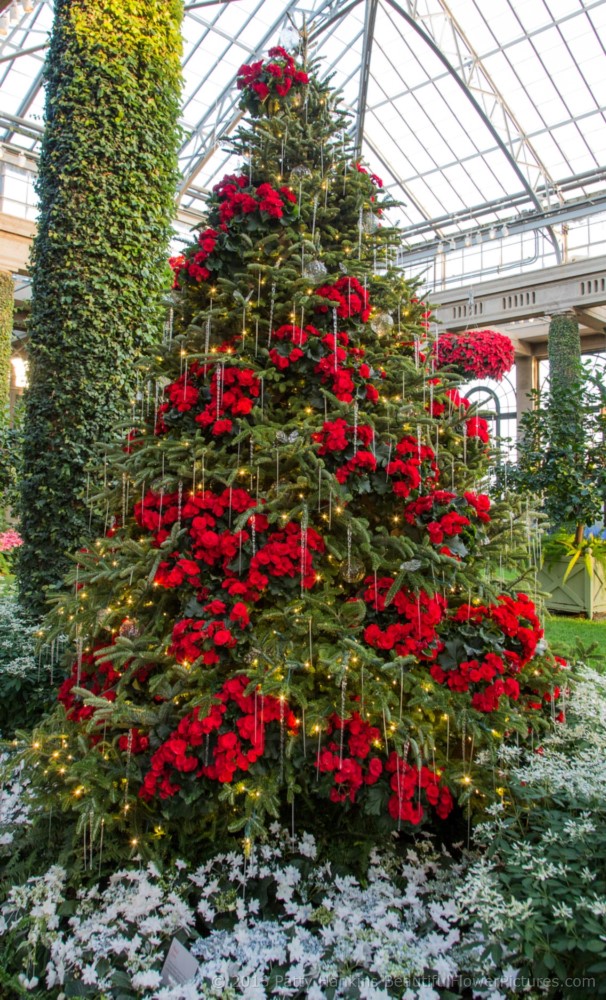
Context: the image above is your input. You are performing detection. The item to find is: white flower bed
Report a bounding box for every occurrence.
[1,826,513,1000]
[0,753,31,850]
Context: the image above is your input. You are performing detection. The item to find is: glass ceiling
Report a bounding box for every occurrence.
[1,0,605,284]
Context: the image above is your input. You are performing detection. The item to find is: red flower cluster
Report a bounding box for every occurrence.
[354,162,383,188]
[403,489,491,558]
[139,675,296,800]
[312,418,374,455]
[250,522,325,591]
[237,47,309,111]
[170,601,250,667]
[136,484,254,554]
[317,712,383,803]
[155,362,260,439]
[136,483,324,600]
[427,386,470,418]
[196,365,260,436]
[266,324,378,405]
[313,331,357,402]
[526,661,566,723]
[118,728,149,754]
[466,416,490,444]
[430,653,520,712]
[335,450,377,485]
[430,593,544,713]
[451,593,543,670]
[155,553,203,589]
[427,386,490,444]
[314,275,371,323]
[168,254,186,288]
[435,330,515,381]
[268,323,316,370]
[170,227,220,286]
[58,648,121,723]
[463,490,491,521]
[386,435,439,498]
[386,753,453,823]
[362,576,446,660]
[213,174,297,225]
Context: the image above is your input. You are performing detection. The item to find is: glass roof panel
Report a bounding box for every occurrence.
[0,0,604,285]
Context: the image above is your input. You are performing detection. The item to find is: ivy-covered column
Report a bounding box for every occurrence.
[19,0,183,616]
[548,312,582,399]
[547,311,584,543]
[0,272,13,416]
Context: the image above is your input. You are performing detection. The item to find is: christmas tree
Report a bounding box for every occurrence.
[31,44,566,861]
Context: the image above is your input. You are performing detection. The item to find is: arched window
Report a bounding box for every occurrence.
[461,369,517,459]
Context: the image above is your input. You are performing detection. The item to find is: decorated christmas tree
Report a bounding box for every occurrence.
[30,44,566,862]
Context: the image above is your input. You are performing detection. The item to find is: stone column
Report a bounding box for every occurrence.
[515,353,536,428]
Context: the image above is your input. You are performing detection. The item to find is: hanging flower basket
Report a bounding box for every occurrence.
[434,329,515,381]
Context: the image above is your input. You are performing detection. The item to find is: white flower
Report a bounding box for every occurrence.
[306,986,326,1000]
[552,902,574,921]
[131,969,162,989]
[17,975,38,990]
[80,964,98,985]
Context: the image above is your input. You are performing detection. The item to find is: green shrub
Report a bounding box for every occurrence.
[459,666,606,998]
[0,592,53,737]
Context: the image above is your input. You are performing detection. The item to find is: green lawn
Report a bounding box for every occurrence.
[543,614,606,666]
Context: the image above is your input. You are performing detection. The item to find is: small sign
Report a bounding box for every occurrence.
[161,937,200,986]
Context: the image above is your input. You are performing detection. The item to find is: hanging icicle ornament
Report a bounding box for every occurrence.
[302,258,328,281]
[340,522,365,583]
[291,164,311,210]
[362,210,379,233]
[370,311,394,336]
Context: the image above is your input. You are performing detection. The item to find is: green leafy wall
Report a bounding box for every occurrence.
[0,271,12,415]
[548,312,582,399]
[19,0,183,616]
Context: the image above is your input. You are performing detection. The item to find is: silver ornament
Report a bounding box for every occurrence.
[303,259,328,281]
[290,165,312,181]
[119,618,141,639]
[370,312,394,336]
[340,558,366,584]
[279,23,300,52]
[276,430,300,444]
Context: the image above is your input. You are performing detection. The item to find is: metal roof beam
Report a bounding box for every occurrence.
[0,42,47,63]
[363,133,440,230]
[397,194,606,268]
[355,0,378,157]
[383,0,562,264]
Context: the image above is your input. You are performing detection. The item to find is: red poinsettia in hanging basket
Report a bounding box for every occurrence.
[434,329,515,381]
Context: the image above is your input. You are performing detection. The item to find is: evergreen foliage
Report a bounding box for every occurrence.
[27,46,565,865]
[0,272,18,522]
[512,322,606,539]
[548,312,582,400]
[0,272,12,415]
[18,0,183,617]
